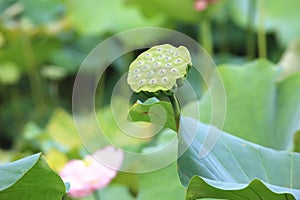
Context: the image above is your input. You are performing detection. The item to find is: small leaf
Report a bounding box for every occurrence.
[128,97,177,131]
[0,153,66,199]
[177,117,300,200]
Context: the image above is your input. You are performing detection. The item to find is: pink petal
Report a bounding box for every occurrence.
[92,146,124,170]
[194,0,208,11]
[59,146,124,198]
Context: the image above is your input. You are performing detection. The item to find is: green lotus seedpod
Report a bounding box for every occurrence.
[127,44,192,93]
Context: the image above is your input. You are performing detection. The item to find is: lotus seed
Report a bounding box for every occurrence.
[165,56,171,61]
[154,62,161,67]
[134,74,141,80]
[158,54,165,60]
[174,59,182,64]
[137,61,144,66]
[174,52,179,57]
[161,77,168,83]
[147,71,154,77]
[139,80,145,85]
[171,68,178,73]
[142,65,149,71]
[148,58,155,63]
[149,79,157,85]
[165,63,172,68]
[133,68,140,73]
[158,69,166,75]
[145,53,152,58]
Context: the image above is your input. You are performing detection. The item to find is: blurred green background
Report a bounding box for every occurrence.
[0,0,294,150]
[0,0,300,198]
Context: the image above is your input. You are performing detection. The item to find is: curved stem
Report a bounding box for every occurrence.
[168,94,181,131]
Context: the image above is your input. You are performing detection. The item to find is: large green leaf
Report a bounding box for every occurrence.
[294,130,300,153]
[64,0,163,35]
[177,117,300,199]
[21,0,63,24]
[197,59,300,150]
[136,163,185,200]
[99,185,134,200]
[0,153,66,199]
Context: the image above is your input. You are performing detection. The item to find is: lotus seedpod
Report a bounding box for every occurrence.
[127,44,192,93]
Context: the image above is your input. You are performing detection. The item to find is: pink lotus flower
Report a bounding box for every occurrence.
[194,0,219,11]
[60,146,123,198]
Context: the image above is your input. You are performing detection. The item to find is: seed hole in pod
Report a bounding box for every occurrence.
[158,69,166,75]
[168,49,173,54]
[158,54,165,60]
[157,48,162,52]
[145,53,152,58]
[171,68,178,73]
[148,58,155,63]
[137,61,144,66]
[147,71,154,77]
[133,68,140,73]
[134,74,141,80]
[149,79,157,85]
[142,65,149,71]
[139,80,145,85]
[174,58,182,64]
[161,77,168,83]
[154,62,161,67]
[165,56,171,61]
[165,63,172,68]
[173,52,179,57]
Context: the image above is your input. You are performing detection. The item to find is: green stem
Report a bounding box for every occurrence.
[20,31,45,111]
[10,86,22,129]
[246,0,256,60]
[199,17,213,56]
[168,94,180,131]
[50,80,60,107]
[257,0,267,58]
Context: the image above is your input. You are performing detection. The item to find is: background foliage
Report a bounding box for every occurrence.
[0,0,300,199]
